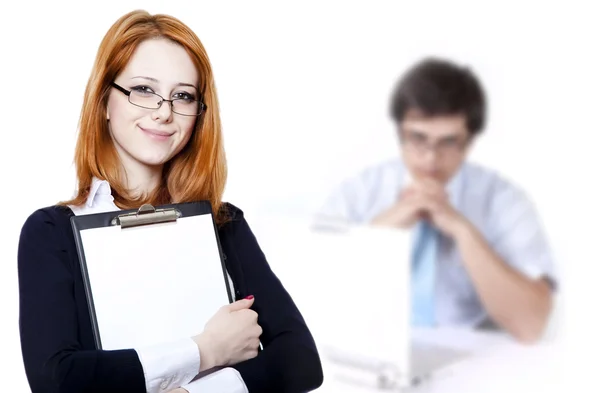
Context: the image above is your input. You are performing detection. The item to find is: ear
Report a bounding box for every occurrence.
[106,108,110,121]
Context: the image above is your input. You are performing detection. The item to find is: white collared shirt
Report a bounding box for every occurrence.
[318,158,557,328]
[69,178,248,393]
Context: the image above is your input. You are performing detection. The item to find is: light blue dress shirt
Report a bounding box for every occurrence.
[318,158,557,328]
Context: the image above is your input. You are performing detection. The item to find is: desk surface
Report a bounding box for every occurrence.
[250,215,564,392]
[315,327,564,393]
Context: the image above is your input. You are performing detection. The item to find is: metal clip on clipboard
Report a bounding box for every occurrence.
[110,204,182,229]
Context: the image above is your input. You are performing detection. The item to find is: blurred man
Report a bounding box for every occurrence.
[319,58,556,343]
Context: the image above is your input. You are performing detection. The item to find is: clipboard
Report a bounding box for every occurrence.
[70,201,234,351]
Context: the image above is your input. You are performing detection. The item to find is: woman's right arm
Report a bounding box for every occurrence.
[18,208,259,393]
[18,209,148,392]
[17,209,202,393]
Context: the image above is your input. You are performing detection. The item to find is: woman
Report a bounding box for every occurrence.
[17,9,323,393]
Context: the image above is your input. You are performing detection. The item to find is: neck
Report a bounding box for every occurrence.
[120,155,163,198]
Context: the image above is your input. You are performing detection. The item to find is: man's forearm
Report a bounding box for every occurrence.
[453,222,552,343]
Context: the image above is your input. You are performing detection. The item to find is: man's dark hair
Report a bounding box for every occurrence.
[390,57,487,135]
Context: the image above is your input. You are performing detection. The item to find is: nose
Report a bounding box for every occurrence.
[420,146,441,172]
[152,100,173,123]
[423,145,440,163]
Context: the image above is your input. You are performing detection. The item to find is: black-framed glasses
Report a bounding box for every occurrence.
[399,129,471,156]
[111,82,206,116]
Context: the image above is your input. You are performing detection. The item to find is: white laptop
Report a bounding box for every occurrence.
[250,210,470,390]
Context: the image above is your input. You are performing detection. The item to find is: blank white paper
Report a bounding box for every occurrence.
[79,214,230,350]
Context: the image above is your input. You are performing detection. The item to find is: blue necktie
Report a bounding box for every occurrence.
[410,220,439,326]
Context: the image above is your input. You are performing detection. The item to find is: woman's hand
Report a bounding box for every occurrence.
[192,296,262,370]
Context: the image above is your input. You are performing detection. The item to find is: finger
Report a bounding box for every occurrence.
[397,189,414,205]
[413,196,440,217]
[413,179,445,195]
[406,182,428,197]
[226,295,255,312]
[419,196,439,210]
[401,186,417,197]
[244,338,260,350]
[401,188,418,201]
[425,201,446,222]
[403,186,432,205]
[410,191,432,205]
[414,185,448,203]
[400,195,428,216]
[420,183,444,198]
[239,308,259,322]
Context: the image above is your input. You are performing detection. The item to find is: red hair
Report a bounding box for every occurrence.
[60,10,229,224]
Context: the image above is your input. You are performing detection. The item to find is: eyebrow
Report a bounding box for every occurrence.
[405,129,463,140]
[130,76,197,90]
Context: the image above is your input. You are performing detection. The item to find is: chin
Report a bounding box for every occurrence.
[141,160,168,167]
[135,153,175,167]
[415,172,440,180]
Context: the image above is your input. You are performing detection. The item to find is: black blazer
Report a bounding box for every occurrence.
[17,203,323,393]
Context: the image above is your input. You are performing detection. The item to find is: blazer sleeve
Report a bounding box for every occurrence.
[226,211,324,392]
[17,208,146,393]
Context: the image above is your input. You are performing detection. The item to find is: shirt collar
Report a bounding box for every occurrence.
[86,177,113,207]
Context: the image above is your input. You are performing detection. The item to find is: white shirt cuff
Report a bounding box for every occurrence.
[182,368,248,393]
[135,338,200,393]
[520,264,558,291]
[522,264,545,280]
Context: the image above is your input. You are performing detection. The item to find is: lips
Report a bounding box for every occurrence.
[139,126,175,138]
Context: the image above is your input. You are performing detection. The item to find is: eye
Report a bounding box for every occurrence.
[173,92,196,101]
[130,85,155,96]
[440,138,460,147]
[408,133,427,143]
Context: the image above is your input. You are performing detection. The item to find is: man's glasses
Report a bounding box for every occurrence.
[400,130,470,156]
[111,82,206,116]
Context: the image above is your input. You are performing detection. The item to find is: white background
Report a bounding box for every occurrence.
[0,1,598,391]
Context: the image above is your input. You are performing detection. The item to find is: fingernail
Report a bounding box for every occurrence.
[245,295,254,300]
